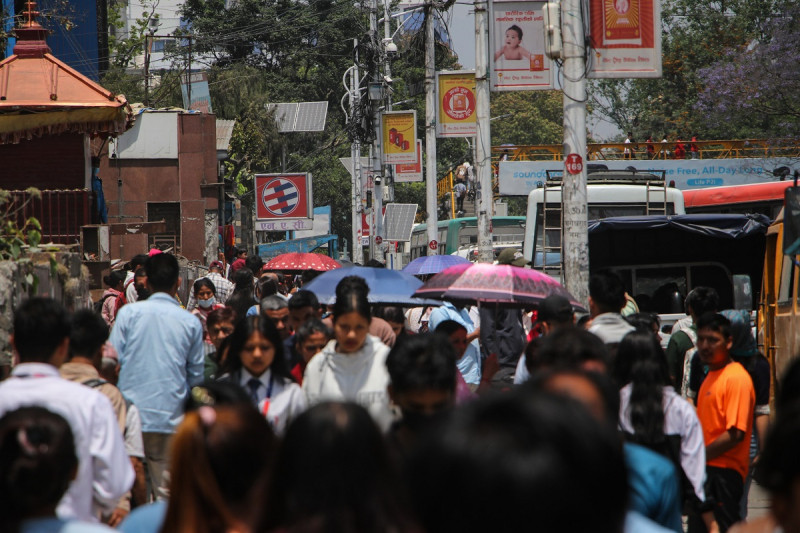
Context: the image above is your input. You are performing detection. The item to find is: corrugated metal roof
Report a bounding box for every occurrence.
[216,119,236,152]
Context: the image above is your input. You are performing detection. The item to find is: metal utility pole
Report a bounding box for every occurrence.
[425,0,438,255]
[350,39,363,264]
[560,0,589,304]
[474,0,493,263]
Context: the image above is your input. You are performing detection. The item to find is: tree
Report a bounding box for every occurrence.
[695,7,800,138]
[589,0,786,140]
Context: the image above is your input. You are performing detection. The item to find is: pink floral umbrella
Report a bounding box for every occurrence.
[412,262,584,309]
[263,252,341,272]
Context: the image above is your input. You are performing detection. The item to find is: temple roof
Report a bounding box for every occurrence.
[0,1,132,144]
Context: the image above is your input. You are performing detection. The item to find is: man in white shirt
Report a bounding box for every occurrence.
[0,297,133,522]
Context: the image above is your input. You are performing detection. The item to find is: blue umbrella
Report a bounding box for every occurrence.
[302,266,440,306]
[402,254,472,275]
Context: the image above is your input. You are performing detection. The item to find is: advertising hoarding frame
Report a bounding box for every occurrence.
[587,0,662,78]
[489,0,554,91]
[381,110,418,164]
[436,71,478,137]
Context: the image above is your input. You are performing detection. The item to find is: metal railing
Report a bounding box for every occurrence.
[5,189,91,245]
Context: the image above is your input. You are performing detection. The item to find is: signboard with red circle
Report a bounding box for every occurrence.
[565,154,584,175]
[429,240,438,250]
[375,236,383,245]
[436,71,477,138]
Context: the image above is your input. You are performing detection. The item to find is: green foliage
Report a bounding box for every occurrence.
[490,91,563,145]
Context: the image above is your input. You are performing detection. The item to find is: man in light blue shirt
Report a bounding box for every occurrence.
[428,302,482,387]
[110,253,204,502]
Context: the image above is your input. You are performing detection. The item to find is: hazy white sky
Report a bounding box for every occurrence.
[445,4,622,141]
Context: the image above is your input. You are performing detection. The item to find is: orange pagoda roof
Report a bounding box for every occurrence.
[0,1,133,144]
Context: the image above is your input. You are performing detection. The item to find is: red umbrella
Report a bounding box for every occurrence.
[263,252,341,272]
[413,262,584,309]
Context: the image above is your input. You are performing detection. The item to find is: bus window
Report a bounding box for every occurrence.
[633,267,687,314]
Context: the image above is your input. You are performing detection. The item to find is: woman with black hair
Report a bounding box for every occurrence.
[191,278,225,342]
[302,276,394,431]
[262,402,417,533]
[613,330,718,532]
[0,407,116,533]
[217,315,305,434]
[224,268,257,320]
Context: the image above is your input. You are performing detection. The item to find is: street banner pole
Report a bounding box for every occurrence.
[475,0,493,263]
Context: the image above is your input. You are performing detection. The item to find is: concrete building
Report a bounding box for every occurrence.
[100,109,221,263]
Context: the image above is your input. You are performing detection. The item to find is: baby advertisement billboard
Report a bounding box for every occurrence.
[490,0,553,91]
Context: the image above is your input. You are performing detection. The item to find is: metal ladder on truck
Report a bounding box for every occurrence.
[539,168,669,280]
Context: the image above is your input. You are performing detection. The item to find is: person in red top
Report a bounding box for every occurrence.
[228,247,247,280]
[290,318,331,384]
[674,138,687,159]
[689,312,755,533]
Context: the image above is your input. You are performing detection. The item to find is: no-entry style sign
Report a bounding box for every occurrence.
[375,236,383,245]
[429,240,438,250]
[565,154,584,175]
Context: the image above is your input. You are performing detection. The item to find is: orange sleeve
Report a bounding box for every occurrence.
[724,369,754,433]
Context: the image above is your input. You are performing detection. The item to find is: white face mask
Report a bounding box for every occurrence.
[198,297,216,309]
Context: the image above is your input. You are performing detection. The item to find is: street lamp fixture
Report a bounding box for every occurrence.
[368,82,383,101]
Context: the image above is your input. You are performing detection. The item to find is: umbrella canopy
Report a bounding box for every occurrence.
[302,266,440,306]
[263,252,341,272]
[402,254,472,275]
[413,263,584,309]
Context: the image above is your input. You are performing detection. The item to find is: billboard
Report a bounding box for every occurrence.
[587,0,662,78]
[381,111,418,164]
[436,71,477,137]
[490,0,553,91]
[395,141,424,182]
[254,173,313,231]
[181,72,213,113]
[497,159,799,196]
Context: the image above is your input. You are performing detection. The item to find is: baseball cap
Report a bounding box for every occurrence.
[537,295,574,323]
[209,260,224,270]
[496,248,527,267]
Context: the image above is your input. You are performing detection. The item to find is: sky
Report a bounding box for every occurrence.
[444,4,623,141]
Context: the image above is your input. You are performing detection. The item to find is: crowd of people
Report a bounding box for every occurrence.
[624,132,701,160]
[1,249,799,533]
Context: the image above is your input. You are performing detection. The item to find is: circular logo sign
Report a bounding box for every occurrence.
[261,178,300,216]
[429,240,438,250]
[565,154,584,175]
[442,87,476,121]
[613,0,630,14]
[375,236,383,245]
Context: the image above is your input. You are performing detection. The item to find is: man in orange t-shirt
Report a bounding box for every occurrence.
[689,313,755,533]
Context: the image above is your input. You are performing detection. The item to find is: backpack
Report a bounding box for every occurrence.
[114,279,135,315]
[93,293,117,315]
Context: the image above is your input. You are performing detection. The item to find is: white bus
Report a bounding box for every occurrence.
[521,170,686,275]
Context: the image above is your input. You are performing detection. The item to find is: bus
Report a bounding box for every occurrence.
[408,216,527,260]
[521,170,686,273]
[683,181,792,220]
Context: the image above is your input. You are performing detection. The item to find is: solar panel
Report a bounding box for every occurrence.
[266,103,298,133]
[383,203,418,242]
[266,102,328,133]
[295,102,328,132]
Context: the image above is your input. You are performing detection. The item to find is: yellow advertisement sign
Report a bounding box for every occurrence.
[437,71,477,137]
[381,111,417,164]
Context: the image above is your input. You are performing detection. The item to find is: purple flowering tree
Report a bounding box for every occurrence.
[696,9,800,138]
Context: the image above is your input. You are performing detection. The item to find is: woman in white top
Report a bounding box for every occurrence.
[612,330,718,532]
[217,315,306,434]
[303,275,394,431]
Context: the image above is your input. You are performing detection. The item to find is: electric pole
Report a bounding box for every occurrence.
[560,0,589,304]
[425,0,438,255]
[474,0,493,263]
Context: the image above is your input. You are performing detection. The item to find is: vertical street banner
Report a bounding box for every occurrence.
[436,71,477,137]
[587,0,662,78]
[489,0,553,91]
[254,173,314,231]
[395,141,424,182]
[181,72,213,113]
[381,111,418,164]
